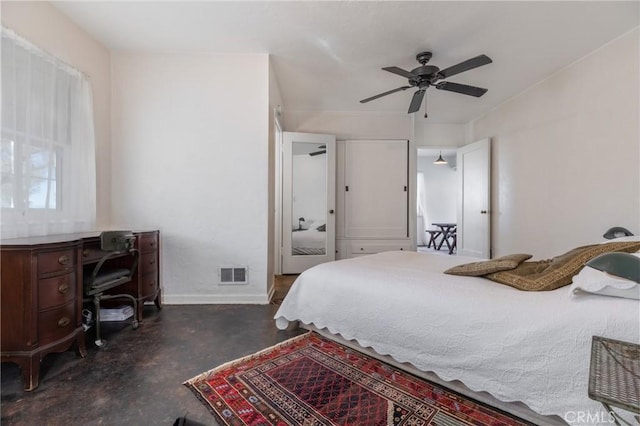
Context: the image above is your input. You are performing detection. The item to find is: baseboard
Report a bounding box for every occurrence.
[163,293,270,305]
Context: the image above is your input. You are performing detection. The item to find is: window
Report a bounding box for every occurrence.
[2,136,64,210]
[1,27,96,239]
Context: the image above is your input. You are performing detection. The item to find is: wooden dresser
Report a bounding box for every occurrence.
[1,230,161,390]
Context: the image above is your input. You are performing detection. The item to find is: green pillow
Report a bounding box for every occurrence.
[586,252,640,283]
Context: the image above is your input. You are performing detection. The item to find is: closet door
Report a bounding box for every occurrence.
[344,140,408,238]
[282,132,336,274]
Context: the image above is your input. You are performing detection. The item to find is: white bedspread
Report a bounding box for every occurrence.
[292,228,326,250]
[274,251,640,422]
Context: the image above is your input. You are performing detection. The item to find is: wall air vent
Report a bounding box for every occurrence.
[219,267,248,285]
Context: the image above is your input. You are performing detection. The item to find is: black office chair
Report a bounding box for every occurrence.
[84,231,139,348]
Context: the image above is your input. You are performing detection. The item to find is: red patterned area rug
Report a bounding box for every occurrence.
[184,332,531,426]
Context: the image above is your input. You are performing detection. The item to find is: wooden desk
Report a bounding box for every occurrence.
[1,230,161,391]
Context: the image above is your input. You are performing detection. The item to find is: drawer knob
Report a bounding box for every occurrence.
[57,317,70,327]
[82,249,90,257]
[149,241,156,247]
[150,259,155,265]
[58,255,71,265]
[58,282,70,294]
[149,280,155,287]
[360,248,364,251]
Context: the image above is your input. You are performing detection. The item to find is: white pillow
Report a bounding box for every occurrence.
[600,235,640,244]
[570,256,640,300]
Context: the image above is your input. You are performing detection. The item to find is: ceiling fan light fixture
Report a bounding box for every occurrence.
[434,151,448,165]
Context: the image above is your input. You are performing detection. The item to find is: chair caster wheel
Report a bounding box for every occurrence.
[132,320,139,330]
[95,339,106,348]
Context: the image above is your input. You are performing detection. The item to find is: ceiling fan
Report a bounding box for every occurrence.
[309,144,326,156]
[360,52,492,117]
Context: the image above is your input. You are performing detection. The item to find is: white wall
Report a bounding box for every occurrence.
[471,28,640,258]
[284,110,411,140]
[414,122,466,148]
[417,156,457,227]
[1,1,112,227]
[292,154,327,227]
[111,52,270,303]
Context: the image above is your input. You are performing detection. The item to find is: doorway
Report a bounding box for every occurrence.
[416,148,458,253]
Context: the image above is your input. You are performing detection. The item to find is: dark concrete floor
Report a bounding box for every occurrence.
[1,304,304,425]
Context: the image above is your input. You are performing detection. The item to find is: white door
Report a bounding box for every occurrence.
[344,140,409,238]
[282,132,336,274]
[457,138,491,258]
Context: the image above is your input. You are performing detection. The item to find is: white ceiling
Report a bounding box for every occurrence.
[53,1,639,123]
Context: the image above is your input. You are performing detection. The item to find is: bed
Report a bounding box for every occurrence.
[291,225,326,255]
[274,248,640,425]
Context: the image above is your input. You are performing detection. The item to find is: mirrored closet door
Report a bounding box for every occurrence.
[282,132,336,274]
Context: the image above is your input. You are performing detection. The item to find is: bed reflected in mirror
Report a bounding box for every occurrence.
[291,141,327,256]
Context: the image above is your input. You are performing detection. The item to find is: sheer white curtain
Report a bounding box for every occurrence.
[1,27,96,239]
[416,172,428,246]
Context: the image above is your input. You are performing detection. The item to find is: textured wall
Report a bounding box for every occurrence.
[111,52,270,303]
[471,29,639,258]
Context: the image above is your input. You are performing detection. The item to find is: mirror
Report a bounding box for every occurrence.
[291,142,327,256]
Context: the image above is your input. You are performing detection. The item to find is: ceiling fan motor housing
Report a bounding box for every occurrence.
[410,65,441,86]
[416,51,432,64]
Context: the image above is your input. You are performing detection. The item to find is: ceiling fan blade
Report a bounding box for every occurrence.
[438,54,492,79]
[436,81,488,97]
[408,89,426,113]
[360,86,412,103]
[382,66,416,79]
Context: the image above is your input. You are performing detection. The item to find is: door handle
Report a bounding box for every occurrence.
[329,209,334,214]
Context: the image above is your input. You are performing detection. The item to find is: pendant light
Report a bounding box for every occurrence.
[433,151,448,165]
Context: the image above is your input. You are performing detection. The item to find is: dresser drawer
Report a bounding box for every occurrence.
[81,242,107,264]
[348,241,411,255]
[136,233,158,253]
[38,273,76,310]
[38,301,76,345]
[140,271,158,298]
[38,249,76,276]
[139,252,158,274]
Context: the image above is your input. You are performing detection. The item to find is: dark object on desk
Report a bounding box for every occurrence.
[587,252,640,283]
[83,231,140,348]
[603,227,634,239]
[589,336,640,425]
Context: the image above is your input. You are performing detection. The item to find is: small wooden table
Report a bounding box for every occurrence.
[588,336,640,425]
